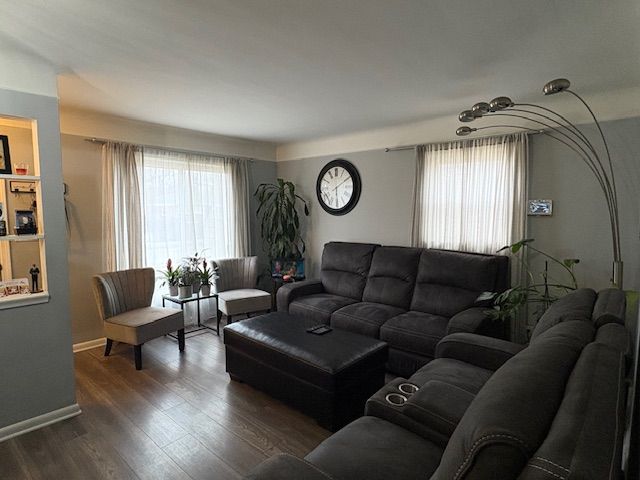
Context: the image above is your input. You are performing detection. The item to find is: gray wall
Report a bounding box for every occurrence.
[0,89,76,429]
[62,133,277,343]
[277,117,640,292]
[277,149,415,277]
[528,117,640,292]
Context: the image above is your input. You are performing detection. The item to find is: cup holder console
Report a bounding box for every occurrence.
[385,393,408,406]
[398,383,419,395]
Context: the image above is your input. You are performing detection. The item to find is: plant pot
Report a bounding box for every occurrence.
[169,285,179,297]
[192,280,202,294]
[201,284,211,297]
[178,285,192,299]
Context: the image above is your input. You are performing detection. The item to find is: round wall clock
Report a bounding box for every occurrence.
[316,159,361,216]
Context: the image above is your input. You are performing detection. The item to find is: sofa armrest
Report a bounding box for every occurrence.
[446,307,491,335]
[593,287,627,327]
[435,333,525,371]
[276,279,324,313]
[245,454,334,480]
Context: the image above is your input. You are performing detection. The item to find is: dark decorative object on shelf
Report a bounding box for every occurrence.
[29,264,40,292]
[14,209,37,235]
[0,135,11,174]
[456,78,622,287]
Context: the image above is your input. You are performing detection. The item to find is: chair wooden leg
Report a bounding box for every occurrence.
[104,338,113,357]
[178,329,185,352]
[134,344,142,370]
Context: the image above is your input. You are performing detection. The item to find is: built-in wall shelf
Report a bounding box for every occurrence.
[0,234,44,242]
[0,174,40,181]
[0,291,49,310]
[0,113,49,306]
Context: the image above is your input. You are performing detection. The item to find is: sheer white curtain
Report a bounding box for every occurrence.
[101,141,144,271]
[411,133,527,254]
[142,148,249,274]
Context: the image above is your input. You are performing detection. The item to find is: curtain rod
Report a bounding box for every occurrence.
[84,137,258,162]
[384,130,542,152]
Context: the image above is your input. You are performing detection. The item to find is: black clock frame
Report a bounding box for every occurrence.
[316,158,361,216]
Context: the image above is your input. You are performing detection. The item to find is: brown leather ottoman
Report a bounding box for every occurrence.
[224,312,388,431]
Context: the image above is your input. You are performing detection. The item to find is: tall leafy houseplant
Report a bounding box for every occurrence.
[479,238,579,325]
[255,179,310,261]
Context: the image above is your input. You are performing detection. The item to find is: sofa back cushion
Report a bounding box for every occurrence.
[432,320,594,480]
[518,343,627,480]
[362,246,422,309]
[321,242,379,300]
[411,249,509,317]
[530,288,596,342]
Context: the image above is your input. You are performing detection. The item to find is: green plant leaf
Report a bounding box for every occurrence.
[477,291,497,302]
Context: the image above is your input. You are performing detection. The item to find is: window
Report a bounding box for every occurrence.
[411,134,527,254]
[142,148,245,274]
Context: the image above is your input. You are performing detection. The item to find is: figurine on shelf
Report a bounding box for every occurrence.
[29,264,40,292]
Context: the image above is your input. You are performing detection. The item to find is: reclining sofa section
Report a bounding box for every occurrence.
[277,242,509,376]
[247,288,630,480]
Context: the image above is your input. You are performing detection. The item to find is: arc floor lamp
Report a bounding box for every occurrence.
[456,79,623,288]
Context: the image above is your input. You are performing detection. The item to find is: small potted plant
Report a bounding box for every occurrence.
[159,258,181,297]
[178,269,196,299]
[199,259,218,297]
[183,252,205,294]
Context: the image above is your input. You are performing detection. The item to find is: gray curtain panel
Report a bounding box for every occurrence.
[101,141,145,271]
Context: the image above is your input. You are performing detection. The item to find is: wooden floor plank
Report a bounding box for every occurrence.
[163,434,241,480]
[0,331,330,479]
[164,401,268,476]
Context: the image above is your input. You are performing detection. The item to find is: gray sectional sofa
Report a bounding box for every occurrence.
[247,287,632,480]
[277,242,510,376]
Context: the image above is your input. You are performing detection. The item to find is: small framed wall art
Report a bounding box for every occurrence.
[528,199,553,216]
[0,135,11,174]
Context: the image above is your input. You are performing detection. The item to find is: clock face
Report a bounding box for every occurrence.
[316,159,361,215]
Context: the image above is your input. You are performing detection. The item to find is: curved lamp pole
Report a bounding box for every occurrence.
[456,79,623,288]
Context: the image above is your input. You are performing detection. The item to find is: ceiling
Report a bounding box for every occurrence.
[1,0,639,144]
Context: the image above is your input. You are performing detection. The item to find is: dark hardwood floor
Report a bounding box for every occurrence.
[0,329,331,479]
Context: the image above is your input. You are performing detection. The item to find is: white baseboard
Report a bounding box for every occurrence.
[73,337,106,353]
[0,404,82,442]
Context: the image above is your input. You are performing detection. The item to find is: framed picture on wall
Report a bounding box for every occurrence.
[0,135,11,175]
[528,199,553,216]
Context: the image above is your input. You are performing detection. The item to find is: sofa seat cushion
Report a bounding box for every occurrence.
[306,416,443,480]
[380,311,449,358]
[331,302,406,337]
[104,307,184,345]
[289,293,358,325]
[218,288,272,316]
[409,358,493,395]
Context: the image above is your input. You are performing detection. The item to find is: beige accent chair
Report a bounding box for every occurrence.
[92,268,185,370]
[213,256,271,325]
